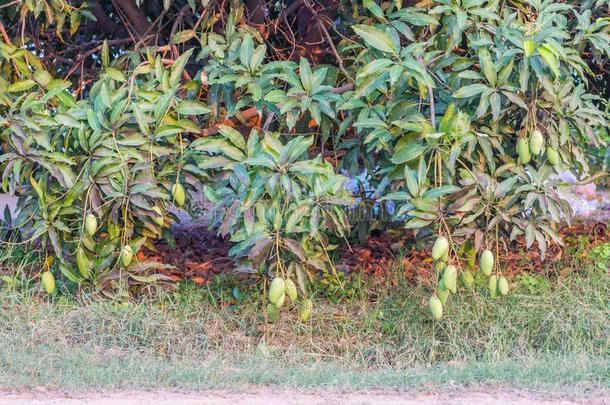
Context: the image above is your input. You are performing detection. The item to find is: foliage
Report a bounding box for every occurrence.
[0,0,608,300]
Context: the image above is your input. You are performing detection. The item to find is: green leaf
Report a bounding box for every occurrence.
[538,44,560,78]
[453,84,489,98]
[176,100,211,115]
[8,79,36,92]
[353,25,398,54]
[392,138,427,164]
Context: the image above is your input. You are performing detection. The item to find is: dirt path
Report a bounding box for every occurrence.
[0,389,606,405]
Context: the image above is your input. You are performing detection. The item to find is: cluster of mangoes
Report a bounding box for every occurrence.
[429,236,510,321]
[267,276,312,322]
[517,129,560,166]
[40,181,185,295]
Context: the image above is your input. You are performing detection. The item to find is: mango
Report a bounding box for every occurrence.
[429,295,443,321]
[488,274,497,299]
[480,249,494,276]
[466,247,476,268]
[76,247,90,278]
[498,276,509,296]
[442,265,457,294]
[299,299,313,321]
[529,129,544,155]
[460,270,474,291]
[266,303,280,322]
[431,236,449,262]
[171,182,186,207]
[120,245,133,267]
[84,214,98,236]
[517,138,531,164]
[437,280,449,305]
[274,293,286,308]
[546,146,560,166]
[268,277,285,305]
[41,271,56,294]
[285,278,298,301]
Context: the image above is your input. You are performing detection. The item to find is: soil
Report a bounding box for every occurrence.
[0,388,607,405]
[139,220,609,286]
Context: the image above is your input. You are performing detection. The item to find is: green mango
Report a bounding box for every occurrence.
[466,247,476,268]
[546,146,560,166]
[84,214,97,237]
[429,295,443,321]
[76,247,90,278]
[268,277,285,305]
[431,236,449,262]
[480,250,494,276]
[460,270,475,291]
[488,274,498,299]
[498,276,509,296]
[442,265,457,293]
[529,129,544,155]
[274,292,286,308]
[285,278,298,301]
[171,182,186,207]
[437,280,449,305]
[266,303,280,322]
[299,299,313,321]
[41,271,56,294]
[120,245,133,267]
[517,137,531,164]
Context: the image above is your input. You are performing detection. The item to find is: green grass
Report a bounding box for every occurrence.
[0,239,608,394]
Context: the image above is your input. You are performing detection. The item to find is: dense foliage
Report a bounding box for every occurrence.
[0,1,607,305]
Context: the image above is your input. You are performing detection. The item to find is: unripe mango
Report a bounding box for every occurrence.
[285,278,298,302]
[529,129,544,155]
[171,182,186,207]
[41,271,56,294]
[480,250,494,276]
[299,299,313,321]
[546,146,560,166]
[84,214,98,236]
[266,303,280,322]
[523,39,535,57]
[120,245,133,267]
[488,274,497,299]
[76,247,90,278]
[442,265,457,294]
[437,280,449,305]
[431,236,449,262]
[466,247,476,268]
[268,277,285,305]
[517,138,531,164]
[429,295,443,321]
[274,293,286,308]
[498,276,509,296]
[460,270,475,291]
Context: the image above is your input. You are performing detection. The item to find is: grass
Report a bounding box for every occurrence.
[0,238,608,394]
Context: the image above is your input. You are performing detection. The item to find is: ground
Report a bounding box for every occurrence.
[1,388,608,405]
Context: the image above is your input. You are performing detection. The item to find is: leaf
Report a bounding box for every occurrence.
[453,84,489,98]
[352,25,398,54]
[176,100,211,115]
[170,48,194,86]
[538,44,560,78]
[172,29,196,44]
[8,79,36,92]
[477,47,497,86]
[392,138,426,164]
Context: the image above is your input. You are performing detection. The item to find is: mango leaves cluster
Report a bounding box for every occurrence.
[342,0,608,259]
[0,0,608,297]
